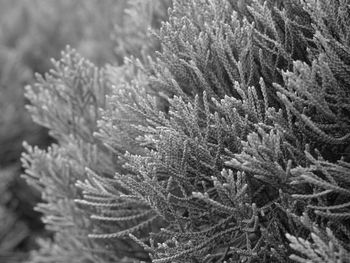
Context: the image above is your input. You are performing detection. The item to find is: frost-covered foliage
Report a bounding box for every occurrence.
[23,0,350,262]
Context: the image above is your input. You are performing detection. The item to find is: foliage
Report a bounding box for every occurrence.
[0,0,135,261]
[23,0,350,263]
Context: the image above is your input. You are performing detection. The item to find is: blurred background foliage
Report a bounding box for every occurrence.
[0,0,168,261]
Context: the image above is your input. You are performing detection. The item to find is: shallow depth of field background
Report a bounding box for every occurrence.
[0,0,165,261]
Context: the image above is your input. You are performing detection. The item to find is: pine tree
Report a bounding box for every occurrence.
[23,0,350,262]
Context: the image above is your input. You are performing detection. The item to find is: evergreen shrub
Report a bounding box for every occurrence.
[23,0,350,262]
[0,0,134,261]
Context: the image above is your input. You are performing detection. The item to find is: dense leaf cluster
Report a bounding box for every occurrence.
[0,0,132,261]
[23,0,350,262]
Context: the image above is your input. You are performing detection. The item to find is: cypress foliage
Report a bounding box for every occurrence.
[23,0,350,262]
[0,0,127,261]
